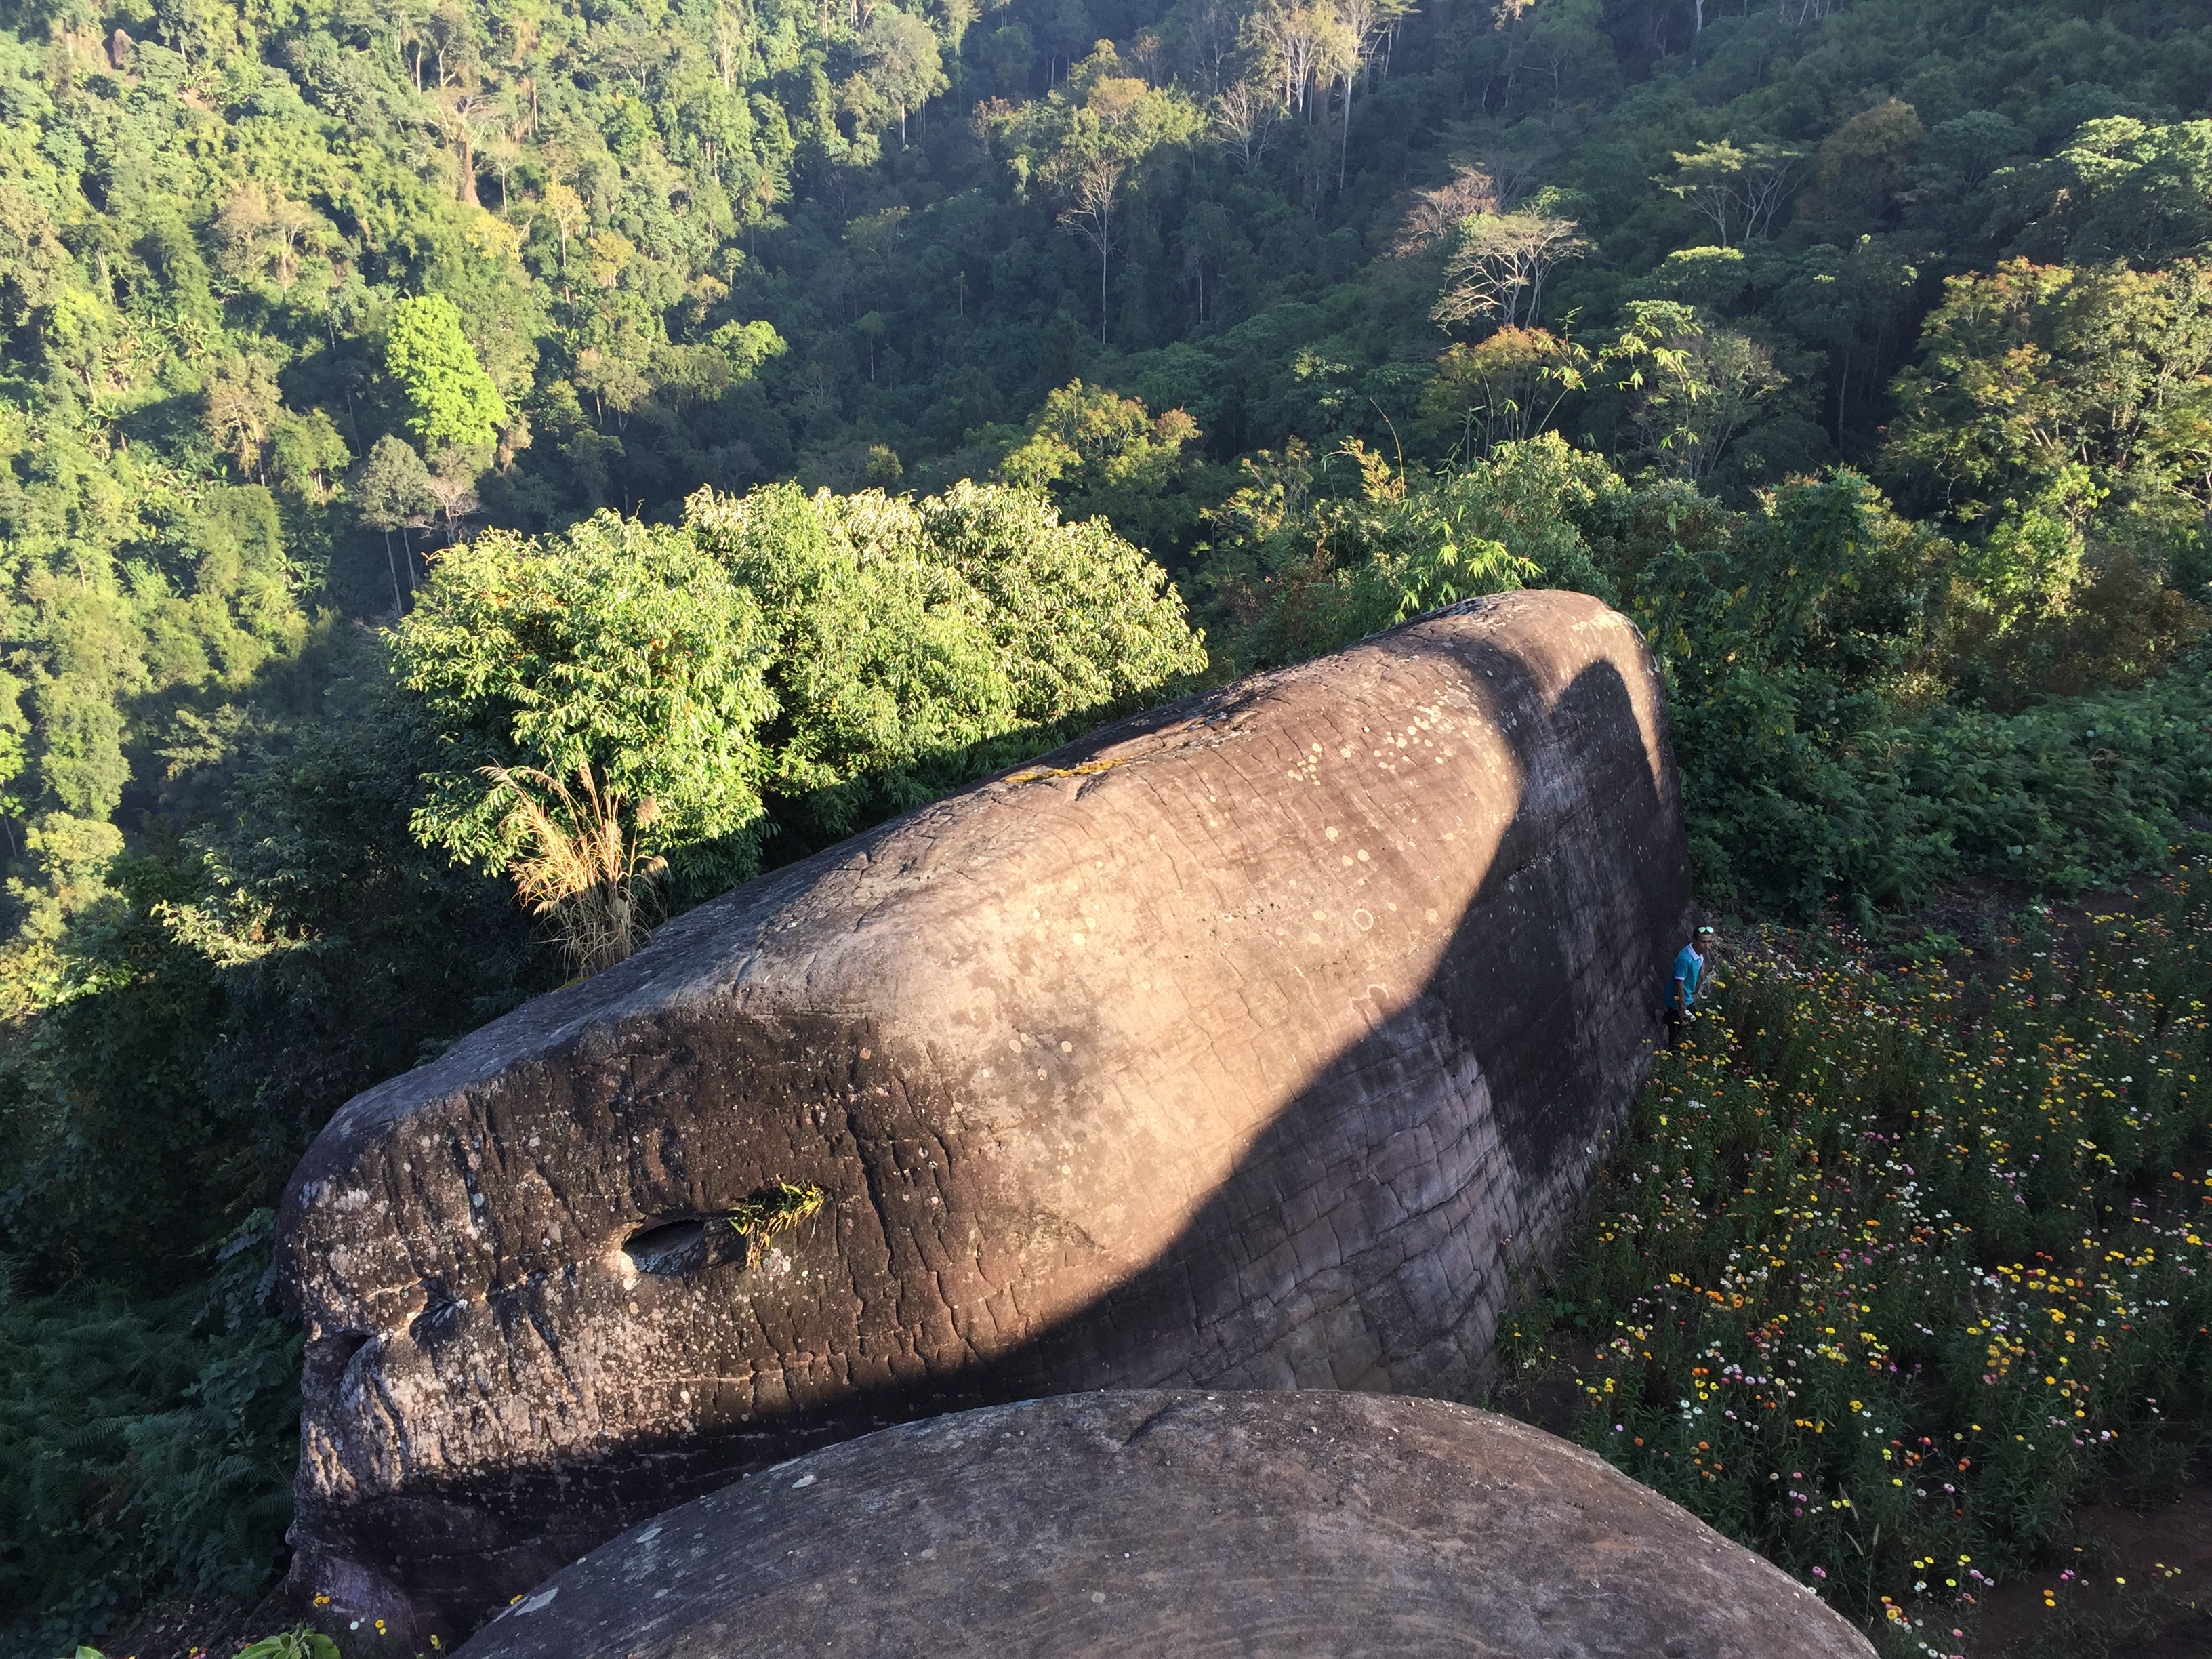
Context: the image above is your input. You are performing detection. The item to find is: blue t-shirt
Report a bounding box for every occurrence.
[1672,944,1705,1006]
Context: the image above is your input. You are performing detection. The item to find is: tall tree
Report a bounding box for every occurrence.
[1330,0,1410,189]
[1055,146,1127,345]
[855,11,947,146]
[1432,211,1588,331]
[1605,301,1789,483]
[356,435,437,605]
[201,354,282,482]
[1664,139,1809,246]
[382,296,510,453]
[1886,259,2212,521]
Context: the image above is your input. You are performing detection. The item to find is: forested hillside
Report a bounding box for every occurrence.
[4,0,2212,1647]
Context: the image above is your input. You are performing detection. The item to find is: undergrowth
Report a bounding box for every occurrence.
[0,1217,299,1656]
[1500,866,2212,1659]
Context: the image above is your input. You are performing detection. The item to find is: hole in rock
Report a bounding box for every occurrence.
[623,1217,725,1276]
[623,1185,822,1277]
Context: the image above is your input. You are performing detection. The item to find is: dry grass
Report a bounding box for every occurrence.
[481,762,668,975]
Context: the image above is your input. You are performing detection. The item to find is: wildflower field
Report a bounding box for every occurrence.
[1500,868,2212,1658]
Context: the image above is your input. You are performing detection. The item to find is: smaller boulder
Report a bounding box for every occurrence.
[453,1391,1873,1658]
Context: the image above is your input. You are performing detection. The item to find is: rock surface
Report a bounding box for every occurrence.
[453,1390,1876,1659]
[281,590,1692,1641]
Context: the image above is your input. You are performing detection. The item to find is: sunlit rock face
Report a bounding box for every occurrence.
[451,1392,1876,1659]
[280,589,1693,1642]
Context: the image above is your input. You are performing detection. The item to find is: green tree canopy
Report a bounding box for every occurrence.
[1885,258,2212,527]
[382,297,511,455]
[394,479,1207,892]
[854,10,947,145]
[689,478,1208,846]
[997,380,1211,556]
[1602,301,1793,485]
[393,512,776,893]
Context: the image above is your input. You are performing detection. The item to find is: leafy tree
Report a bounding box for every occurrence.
[1423,327,1586,455]
[1797,100,1924,231]
[2007,118,2212,267]
[1328,0,1410,188]
[991,45,1204,344]
[1918,111,2029,192]
[1055,142,1130,343]
[201,355,283,483]
[394,478,1206,893]
[1386,434,1622,614]
[212,184,323,289]
[1191,434,1617,670]
[1606,465,2203,908]
[1603,301,1789,484]
[998,380,1213,557]
[356,434,436,605]
[689,479,1208,846]
[1763,239,1923,445]
[1885,258,2212,525]
[382,296,509,453]
[269,411,351,504]
[854,11,946,146]
[33,588,143,823]
[393,512,777,899]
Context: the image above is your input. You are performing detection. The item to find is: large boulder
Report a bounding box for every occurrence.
[281,590,1693,1641]
[452,1391,1875,1658]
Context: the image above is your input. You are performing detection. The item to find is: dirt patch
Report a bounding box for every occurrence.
[1969,1483,2212,1656]
[94,1587,293,1659]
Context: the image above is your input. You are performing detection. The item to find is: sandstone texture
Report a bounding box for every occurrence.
[280,589,1693,1640]
[453,1390,1875,1659]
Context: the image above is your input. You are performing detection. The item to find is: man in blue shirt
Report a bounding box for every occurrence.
[1666,924,1715,1047]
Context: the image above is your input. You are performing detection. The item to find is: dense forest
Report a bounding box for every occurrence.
[3,0,2212,1647]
